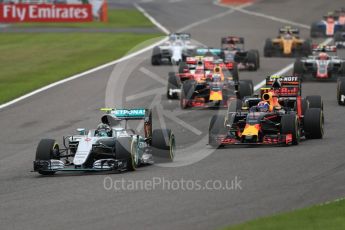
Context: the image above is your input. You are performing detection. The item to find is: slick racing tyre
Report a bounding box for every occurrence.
[35,139,60,175]
[167,72,180,99]
[304,108,324,139]
[209,114,227,148]
[280,114,300,145]
[302,39,312,56]
[337,78,345,105]
[293,59,304,80]
[152,129,175,163]
[116,137,138,171]
[310,22,323,38]
[247,50,259,71]
[151,46,161,66]
[180,80,195,109]
[306,95,323,110]
[239,80,253,99]
[264,39,274,57]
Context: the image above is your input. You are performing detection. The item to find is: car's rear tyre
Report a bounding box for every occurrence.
[247,50,259,71]
[304,108,324,139]
[337,78,345,105]
[231,64,239,82]
[293,59,304,80]
[264,39,273,57]
[151,47,161,66]
[36,139,60,175]
[180,80,195,109]
[167,72,180,99]
[310,22,323,38]
[152,129,175,162]
[239,80,253,99]
[209,115,227,148]
[306,95,323,110]
[280,114,300,145]
[302,39,312,56]
[116,137,138,171]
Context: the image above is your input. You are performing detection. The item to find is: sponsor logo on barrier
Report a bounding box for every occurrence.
[0,4,93,22]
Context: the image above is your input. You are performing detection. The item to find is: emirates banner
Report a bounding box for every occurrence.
[0,4,93,22]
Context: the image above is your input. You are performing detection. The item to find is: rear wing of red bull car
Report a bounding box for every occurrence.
[261,75,301,97]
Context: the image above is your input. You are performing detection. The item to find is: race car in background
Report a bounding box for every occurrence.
[334,7,345,25]
[33,109,175,175]
[209,76,324,147]
[151,33,197,65]
[334,31,345,48]
[293,45,345,80]
[310,12,345,38]
[177,48,240,79]
[337,78,345,105]
[221,36,260,71]
[166,59,253,109]
[264,26,312,57]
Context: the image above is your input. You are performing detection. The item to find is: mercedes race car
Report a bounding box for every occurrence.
[221,36,260,71]
[293,45,345,80]
[167,60,253,109]
[209,76,324,147]
[264,26,312,57]
[337,78,345,105]
[33,109,175,175]
[151,33,196,65]
[310,12,345,38]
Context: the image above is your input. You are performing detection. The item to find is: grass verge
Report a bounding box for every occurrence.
[0,33,161,104]
[222,198,345,230]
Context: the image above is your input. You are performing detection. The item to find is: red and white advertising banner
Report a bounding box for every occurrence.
[0,4,93,22]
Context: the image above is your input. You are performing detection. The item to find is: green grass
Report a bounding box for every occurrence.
[222,198,345,230]
[14,9,154,28]
[0,33,162,104]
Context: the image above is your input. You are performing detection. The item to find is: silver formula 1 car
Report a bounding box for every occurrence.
[33,108,175,175]
[151,33,197,65]
[293,45,345,80]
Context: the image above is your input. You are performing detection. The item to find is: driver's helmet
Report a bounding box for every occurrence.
[318,52,329,60]
[96,123,111,137]
[257,101,269,112]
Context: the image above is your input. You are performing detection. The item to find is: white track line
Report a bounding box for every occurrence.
[253,37,333,91]
[134,3,170,35]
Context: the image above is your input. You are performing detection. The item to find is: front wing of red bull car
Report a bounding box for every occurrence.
[33,109,175,175]
[208,76,324,147]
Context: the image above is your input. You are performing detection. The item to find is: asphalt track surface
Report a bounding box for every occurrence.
[1,0,345,230]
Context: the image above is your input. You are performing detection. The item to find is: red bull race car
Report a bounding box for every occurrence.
[167,59,253,109]
[209,76,324,147]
